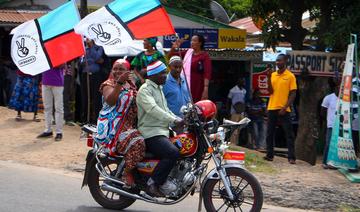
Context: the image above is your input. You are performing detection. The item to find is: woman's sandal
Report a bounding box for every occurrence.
[15,114,22,121]
[33,114,41,122]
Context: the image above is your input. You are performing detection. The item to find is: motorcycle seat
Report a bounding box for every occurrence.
[82,124,97,134]
[144,152,157,159]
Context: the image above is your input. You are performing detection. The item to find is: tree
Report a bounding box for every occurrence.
[245,0,330,164]
[247,0,314,50]
[215,0,252,20]
[314,0,360,51]
[243,0,360,164]
[161,0,212,17]
[80,0,88,18]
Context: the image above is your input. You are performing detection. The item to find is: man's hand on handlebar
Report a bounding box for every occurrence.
[174,118,185,127]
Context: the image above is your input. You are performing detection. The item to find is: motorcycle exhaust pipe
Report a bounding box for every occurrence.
[101,183,158,203]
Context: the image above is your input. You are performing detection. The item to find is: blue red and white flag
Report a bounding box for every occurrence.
[10,0,85,75]
[74,0,175,56]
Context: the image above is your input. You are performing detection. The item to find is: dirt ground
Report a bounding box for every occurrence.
[0,107,87,171]
[0,106,359,211]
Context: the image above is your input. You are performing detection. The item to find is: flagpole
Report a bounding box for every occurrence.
[181,64,193,104]
[84,56,91,123]
[175,35,194,104]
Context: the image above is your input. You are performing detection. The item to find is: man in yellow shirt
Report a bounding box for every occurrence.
[265,54,297,164]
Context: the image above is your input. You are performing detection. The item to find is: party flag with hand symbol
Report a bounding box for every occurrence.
[74,0,175,56]
[10,0,84,75]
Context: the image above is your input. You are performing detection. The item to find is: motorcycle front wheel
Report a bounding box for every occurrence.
[202,167,263,212]
[88,158,137,210]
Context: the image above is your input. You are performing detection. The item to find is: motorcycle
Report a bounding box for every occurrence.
[81,100,263,212]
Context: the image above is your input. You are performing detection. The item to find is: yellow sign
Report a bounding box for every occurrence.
[218,29,246,49]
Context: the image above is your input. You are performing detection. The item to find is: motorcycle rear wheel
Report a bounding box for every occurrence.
[202,167,263,212]
[88,158,137,210]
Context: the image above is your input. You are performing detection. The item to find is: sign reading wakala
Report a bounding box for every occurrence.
[218,29,246,49]
[287,51,345,76]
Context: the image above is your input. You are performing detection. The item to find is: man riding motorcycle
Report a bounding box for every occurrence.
[81,59,264,210]
[136,60,184,197]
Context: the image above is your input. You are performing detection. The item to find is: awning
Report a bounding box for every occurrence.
[0,9,47,26]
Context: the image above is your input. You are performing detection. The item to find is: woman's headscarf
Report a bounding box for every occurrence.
[146,37,158,49]
[113,59,130,70]
[108,59,130,80]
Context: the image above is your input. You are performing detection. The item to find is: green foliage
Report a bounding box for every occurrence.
[163,0,360,51]
[216,0,252,19]
[317,0,360,51]
[338,203,360,212]
[229,146,277,174]
[161,0,212,18]
[244,0,360,51]
[246,0,313,50]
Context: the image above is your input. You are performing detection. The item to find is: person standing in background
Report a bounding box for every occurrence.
[227,78,247,145]
[351,76,360,157]
[131,37,166,88]
[247,89,266,150]
[321,81,339,168]
[8,70,40,121]
[37,66,64,141]
[163,56,190,117]
[0,57,10,106]
[80,38,104,124]
[265,54,297,164]
[63,60,76,126]
[169,34,212,102]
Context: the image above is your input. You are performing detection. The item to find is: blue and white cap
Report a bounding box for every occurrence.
[146,60,167,76]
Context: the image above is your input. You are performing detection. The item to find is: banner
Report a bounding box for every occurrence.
[252,63,270,97]
[327,44,358,169]
[193,28,218,49]
[10,0,84,75]
[75,0,175,56]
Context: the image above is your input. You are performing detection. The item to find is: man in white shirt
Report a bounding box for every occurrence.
[321,83,339,168]
[227,78,247,145]
[351,77,360,157]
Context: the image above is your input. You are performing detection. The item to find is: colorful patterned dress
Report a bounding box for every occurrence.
[8,70,39,112]
[131,50,167,88]
[94,79,145,169]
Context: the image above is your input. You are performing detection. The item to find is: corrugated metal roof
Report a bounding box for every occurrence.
[165,6,235,29]
[230,17,262,34]
[0,9,46,24]
[179,47,265,52]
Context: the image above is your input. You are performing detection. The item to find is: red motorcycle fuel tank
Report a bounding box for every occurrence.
[171,133,198,157]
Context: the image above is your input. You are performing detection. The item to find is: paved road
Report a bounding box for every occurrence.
[0,161,307,212]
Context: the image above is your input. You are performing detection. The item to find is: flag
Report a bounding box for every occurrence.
[74,0,175,56]
[10,0,85,76]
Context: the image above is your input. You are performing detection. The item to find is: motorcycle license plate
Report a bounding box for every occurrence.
[223,151,245,165]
